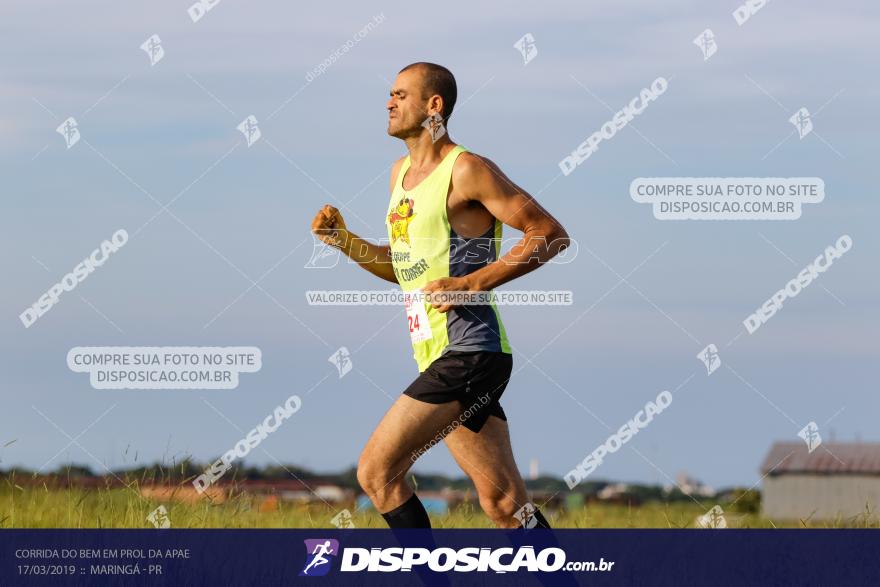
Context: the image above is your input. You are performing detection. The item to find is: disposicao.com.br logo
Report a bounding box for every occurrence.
[299,538,614,575]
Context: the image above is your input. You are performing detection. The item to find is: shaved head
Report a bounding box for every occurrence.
[398,62,457,121]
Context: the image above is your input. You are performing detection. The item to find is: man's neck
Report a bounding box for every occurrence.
[403,135,455,170]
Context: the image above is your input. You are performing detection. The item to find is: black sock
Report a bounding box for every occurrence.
[380,493,432,528]
[531,508,552,529]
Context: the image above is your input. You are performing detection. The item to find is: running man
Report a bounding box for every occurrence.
[310,62,569,529]
[302,540,335,575]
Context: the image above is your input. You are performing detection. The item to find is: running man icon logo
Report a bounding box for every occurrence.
[140,34,164,66]
[330,508,355,529]
[146,505,171,529]
[300,539,339,577]
[514,33,537,65]
[696,505,727,529]
[421,112,446,143]
[514,502,538,529]
[56,117,80,149]
[693,29,717,61]
[696,344,721,376]
[237,115,261,147]
[798,421,822,453]
[789,107,813,139]
[328,347,352,378]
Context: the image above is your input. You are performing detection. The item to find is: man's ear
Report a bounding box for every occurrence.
[426,94,444,117]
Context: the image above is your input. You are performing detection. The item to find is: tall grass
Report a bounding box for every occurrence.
[2,482,878,529]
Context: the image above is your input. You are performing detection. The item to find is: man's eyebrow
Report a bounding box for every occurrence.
[390,88,407,95]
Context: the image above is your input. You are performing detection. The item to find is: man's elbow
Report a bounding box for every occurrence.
[546,224,570,255]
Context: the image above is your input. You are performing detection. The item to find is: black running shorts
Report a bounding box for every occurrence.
[402,350,513,433]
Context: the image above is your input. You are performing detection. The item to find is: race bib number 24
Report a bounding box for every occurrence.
[404,291,433,344]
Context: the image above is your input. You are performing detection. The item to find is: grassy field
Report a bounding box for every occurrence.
[2,485,878,529]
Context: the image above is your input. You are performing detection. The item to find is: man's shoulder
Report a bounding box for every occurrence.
[452,150,498,189]
[454,150,485,170]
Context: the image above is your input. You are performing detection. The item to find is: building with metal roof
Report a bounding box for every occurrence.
[760,442,880,521]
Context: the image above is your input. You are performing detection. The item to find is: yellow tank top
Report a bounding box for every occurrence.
[385,144,511,372]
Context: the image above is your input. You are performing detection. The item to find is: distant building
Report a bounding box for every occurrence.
[238,480,354,504]
[597,483,629,500]
[760,442,880,520]
[593,483,641,506]
[138,479,355,505]
[672,471,716,498]
[596,483,629,499]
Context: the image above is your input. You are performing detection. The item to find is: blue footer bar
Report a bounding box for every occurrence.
[2,529,878,586]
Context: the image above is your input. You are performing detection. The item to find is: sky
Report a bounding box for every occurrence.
[1,0,878,492]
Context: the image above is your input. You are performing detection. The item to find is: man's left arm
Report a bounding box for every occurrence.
[424,154,570,312]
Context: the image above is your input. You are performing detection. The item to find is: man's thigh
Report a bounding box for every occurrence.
[360,394,462,474]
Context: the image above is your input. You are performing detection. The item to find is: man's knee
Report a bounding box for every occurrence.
[357,454,400,497]
[355,453,379,494]
[478,488,520,521]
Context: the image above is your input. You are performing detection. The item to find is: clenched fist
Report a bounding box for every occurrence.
[310,204,349,249]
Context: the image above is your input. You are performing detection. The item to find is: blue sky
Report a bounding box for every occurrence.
[1,0,878,490]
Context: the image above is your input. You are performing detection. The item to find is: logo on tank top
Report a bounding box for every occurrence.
[388,197,416,246]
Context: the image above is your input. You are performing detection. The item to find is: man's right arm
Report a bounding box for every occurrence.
[308,158,406,284]
[339,225,398,284]
[310,204,398,284]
